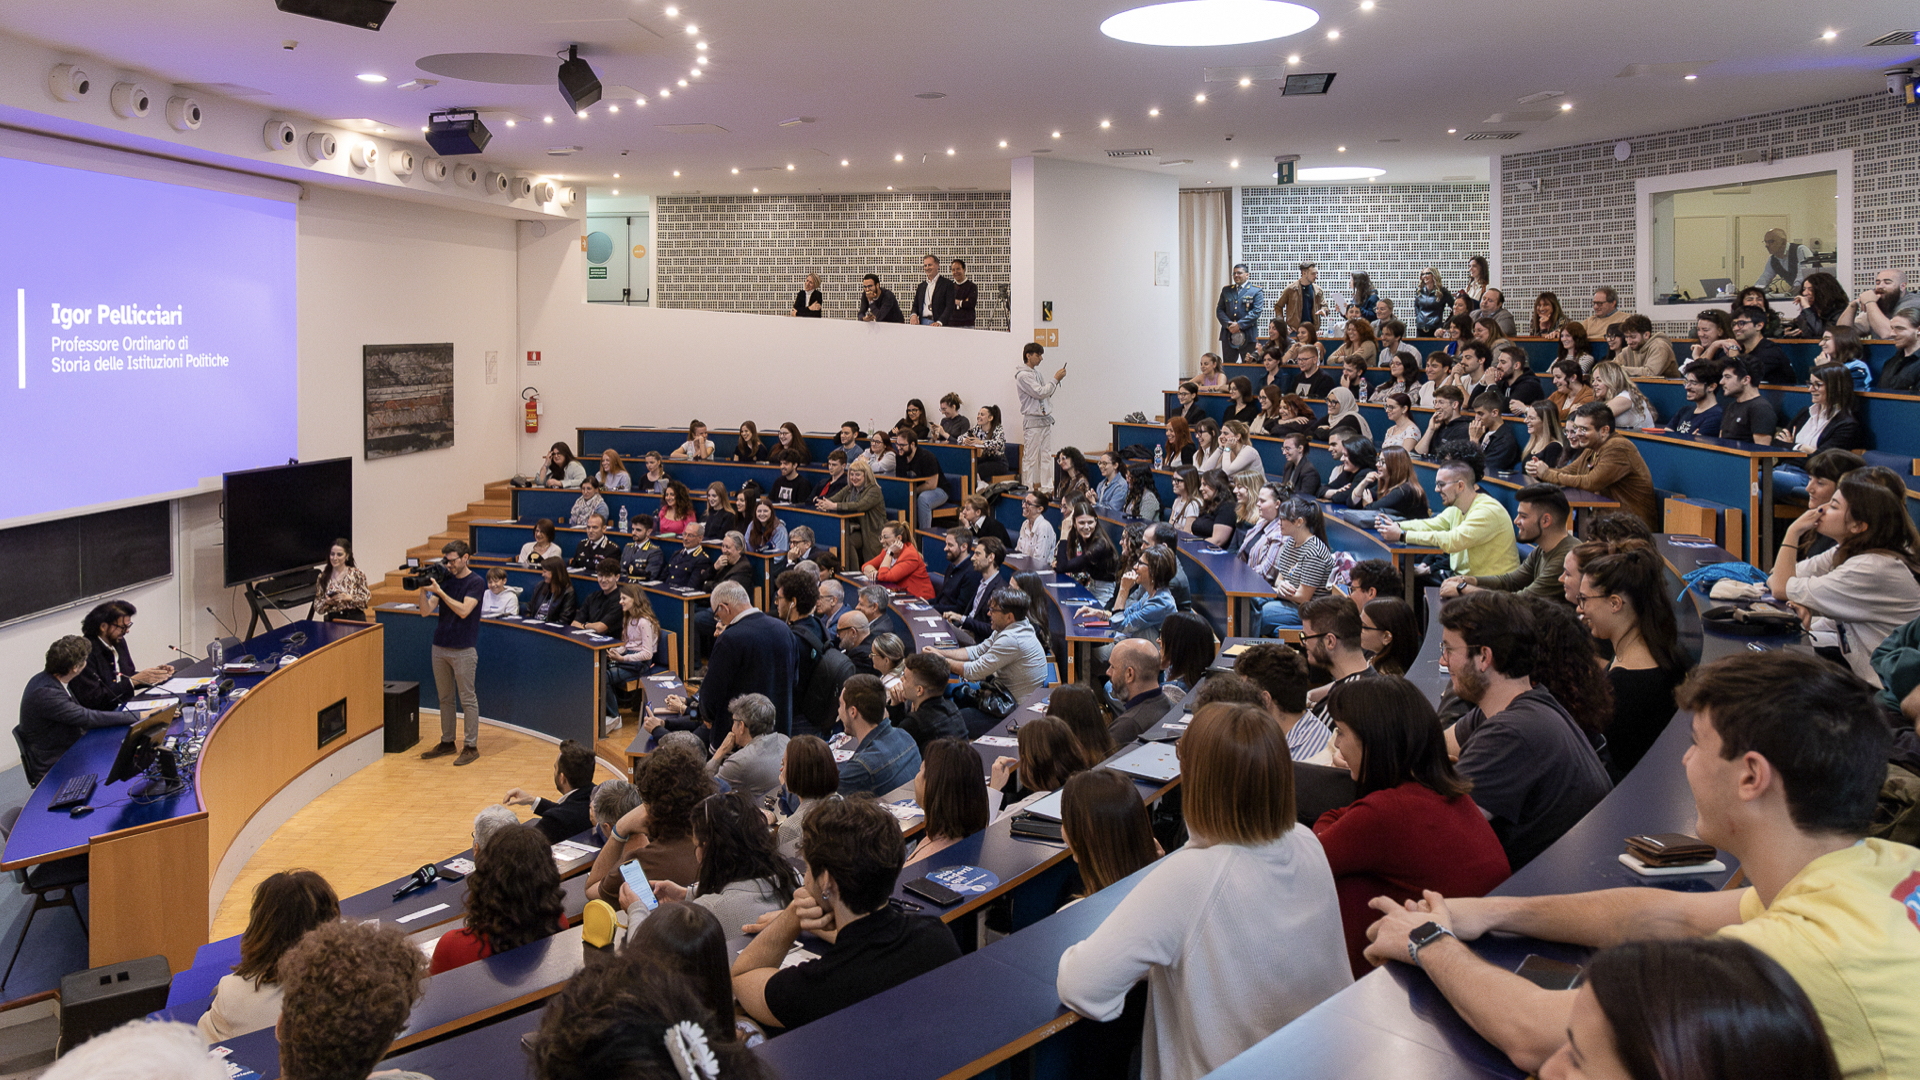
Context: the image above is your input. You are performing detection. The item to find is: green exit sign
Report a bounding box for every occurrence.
[588,266,608,279]
[1276,161,1295,185]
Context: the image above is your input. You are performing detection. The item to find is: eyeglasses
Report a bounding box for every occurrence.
[1576,592,1611,606]
[1300,631,1330,642]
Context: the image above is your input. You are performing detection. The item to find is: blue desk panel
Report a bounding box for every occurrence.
[376,608,608,746]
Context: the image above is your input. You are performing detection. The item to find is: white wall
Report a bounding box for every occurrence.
[514,221,1022,466]
[1,170,522,775]
[1012,157,1181,450]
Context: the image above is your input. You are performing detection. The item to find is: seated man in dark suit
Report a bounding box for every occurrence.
[943,536,1012,642]
[854,584,910,646]
[16,635,141,786]
[619,513,667,581]
[930,527,982,614]
[503,738,597,843]
[769,525,822,581]
[663,522,715,591]
[69,600,173,711]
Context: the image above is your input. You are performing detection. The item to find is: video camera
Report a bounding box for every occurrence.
[403,560,454,592]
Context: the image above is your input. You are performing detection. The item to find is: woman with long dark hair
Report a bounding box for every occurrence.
[746,496,788,555]
[733,421,769,462]
[1061,768,1159,898]
[1523,592,1616,749]
[1350,445,1428,520]
[1538,939,1842,1080]
[622,901,762,1045]
[1054,446,1093,504]
[312,538,370,622]
[1315,676,1507,975]
[1361,598,1420,677]
[1769,471,1920,689]
[431,825,566,973]
[1047,684,1115,767]
[640,791,796,930]
[775,422,812,465]
[657,480,696,536]
[1158,611,1216,698]
[1782,271,1851,338]
[908,737,991,864]
[1578,541,1692,778]
[1122,462,1161,522]
[1056,501,1120,603]
[522,556,577,625]
[199,869,339,1040]
[543,441,587,487]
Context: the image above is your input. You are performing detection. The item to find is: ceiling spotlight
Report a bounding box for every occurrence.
[577,110,587,118]
[697,41,707,50]
[685,23,698,33]
[505,119,516,127]
[678,79,688,87]
[420,125,428,132]
[697,55,708,64]
[752,187,758,192]
[731,167,738,173]
[946,147,955,155]
[1149,107,1160,116]
[1195,93,1207,102]
[673,169,680,176]
[664,5,677,14]
[1447,127,1456,133]
[613,172,620,178]
[1327,28,1339,38]
[1360,0,1373,7]
[1239,76,1251,87]
[887,185,893,190]
[558,45,602,111]
[1560,101,1572,110]
[1684,73,1698,80]
[787,163,795,169]
[544,115,554,123]
[611,189,619,194]
[1287,53,1300,63]
[1230,158,1240,167]
[1820,29,1836,40]
[1337,144,1346,151]
[998,140,1008,147]
[841,159,849,165]
[1100,0,1320,46]
[608,104,619,113]
[691,69,701,77]
[1100,119,1112,128]
[1052,130,1062,138]
[356,73,386,83]
[661,88,671,96]
[894,153,903,161]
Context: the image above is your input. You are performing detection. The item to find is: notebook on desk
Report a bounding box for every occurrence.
[1103,741,1181,784]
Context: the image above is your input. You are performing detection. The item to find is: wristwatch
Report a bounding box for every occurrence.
[1407,920,1456,969]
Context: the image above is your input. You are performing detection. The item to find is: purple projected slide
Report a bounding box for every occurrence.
[0,154,297,523]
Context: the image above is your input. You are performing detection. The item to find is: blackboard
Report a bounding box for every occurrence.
[0,502,172,626]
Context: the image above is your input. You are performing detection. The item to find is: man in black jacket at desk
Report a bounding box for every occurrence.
[858,274,903,323]
[1470,393,1523,473]
[504,739,596,843]
[664,523,715,591]
[70,600,172,711]
[573,560,624,634]
[16,636,139,786]
[943,537,1011,643]
[620,514,666,581]
[930,528,982,616]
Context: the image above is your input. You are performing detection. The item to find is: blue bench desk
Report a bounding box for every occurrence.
[376,606,613,746]
[1001,556,1112,684]
[1621,430,1803,567]
[578,425,740,460]
[1110,420,1165,460]
[1632,377,1920,461]
[1162,389,1231,426]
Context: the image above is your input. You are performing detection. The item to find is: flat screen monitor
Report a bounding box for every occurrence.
[223,458,352,586]
[105,707,179,787]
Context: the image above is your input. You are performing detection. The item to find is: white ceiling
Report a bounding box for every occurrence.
[1,0,1915,197]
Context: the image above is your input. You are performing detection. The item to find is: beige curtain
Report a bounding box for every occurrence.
[1179,189,1230,383]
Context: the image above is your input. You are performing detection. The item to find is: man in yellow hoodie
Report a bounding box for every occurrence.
[1378,459,1520,580]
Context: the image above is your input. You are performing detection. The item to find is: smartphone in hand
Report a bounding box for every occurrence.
[619,859,658,911]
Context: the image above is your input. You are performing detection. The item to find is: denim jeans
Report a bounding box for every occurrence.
[916,486,949,531]
[1258,599,1304,636]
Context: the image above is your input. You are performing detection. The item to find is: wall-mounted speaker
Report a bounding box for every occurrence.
[264,120,297,151]
[306,131,338,161]
[48,64,91,103]
[166,96,203,131]
[110,83,152,119]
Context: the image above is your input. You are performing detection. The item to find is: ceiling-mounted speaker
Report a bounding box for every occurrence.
[508,175,534,199]
[389,148,416,177]
[49,64,91,103]
[558,186,577,208]
[306,131,338,161]
[532,180,556,203]
[273,0,395,31]
[452,162,479,187]
[423,156,448,182]
[425,109,491,156]
[349,142,378,169]
[264,119,297,151]
[110,83,152,119]
[166,96,203,131]
[485,170,511,195]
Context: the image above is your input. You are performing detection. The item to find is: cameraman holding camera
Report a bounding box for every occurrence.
[418,540,487,766]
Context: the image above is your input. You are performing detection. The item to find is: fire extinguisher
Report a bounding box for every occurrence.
[523,387,540,433]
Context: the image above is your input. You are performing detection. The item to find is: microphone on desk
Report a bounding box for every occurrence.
[206,606,241,641]
[168,644,204,663]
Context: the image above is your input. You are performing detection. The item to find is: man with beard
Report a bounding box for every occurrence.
[1435,592,1610,870]
[1439,485,1574,603]
[1665,361,1724,436]
[1297,596,1375,738]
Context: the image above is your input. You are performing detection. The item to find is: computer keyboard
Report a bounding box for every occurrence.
[47,773,96,811]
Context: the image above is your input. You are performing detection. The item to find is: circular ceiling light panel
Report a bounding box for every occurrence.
[1296,166,1384,181]
[1100,0,1319,46]
[415,53,560,85]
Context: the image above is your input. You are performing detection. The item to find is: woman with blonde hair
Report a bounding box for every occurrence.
[1519,399,1568,472]
[1591,359,1656,428]
[1058,703,1350,1079]
[1214,419,1262,477]
[814,457,887,564]
[1413,266,1451,336]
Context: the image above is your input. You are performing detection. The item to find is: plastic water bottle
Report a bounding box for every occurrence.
[1153,444,1164,469]
[619,505,629,534]
[194,696,210,738]
[209,638,224,670]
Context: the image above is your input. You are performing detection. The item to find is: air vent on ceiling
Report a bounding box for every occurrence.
[1516,90,1565,104]
[1159,158,1193,166]
[1031,148,1052,153]
[741,165,782,172]
[1106,148,1154,158]
[547,145,583,156]
[1484,110,1561,123]
[656,123,729,134]
[1282,73,1336,96]
[1203,66,1286,83]
[1463,131,1521,141]
[1866,30,1919,46]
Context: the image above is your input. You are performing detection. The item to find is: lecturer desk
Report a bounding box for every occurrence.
[0,620,384,973]
[376,606,614,747]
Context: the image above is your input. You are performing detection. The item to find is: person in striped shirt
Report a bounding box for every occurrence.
[1256,497,1336,636]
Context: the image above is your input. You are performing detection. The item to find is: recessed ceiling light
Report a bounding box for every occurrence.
[946,148,955,155]
[685,23,698,33]
[1149,107,1160,116]
[1560,101,1572,110]
[787,163,795,169]
[1230,158,1240,167]
[611,189,618,195]
[1100,119,1112,128]
[661,88,671,96]
[1337,144,1346,151]
[420,125,428,132]
[1100,0,1319,47]
[841,159,849,166]
[697,55,708,64]
[578,110,588,118]
[1052,130,1062,138]
[608,105,619,113]
[731,167,739,173]
[1287,54,1300,63]
[691,69,701,77]
[544,115,554,123]
[1298,166,1383,180]
[678,79,688,87]
[673,169,680,176]
[894,153,904,161]
[1326,28,1339,38]
[356,73,386,83]
[1240,76,1252,86]
[752,187,758,192]
[998,140,1008,148]
[1820,29,1837,40]
[665,5,678,15]
[1360,0,1373,8]
[696,41,707,50]
[1447,127,1456,133]
[613,172,620,178]
[1195,93,1207,102]
[1683,73,1697,80]
[506,119,516,127]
